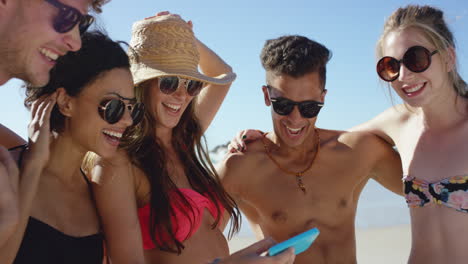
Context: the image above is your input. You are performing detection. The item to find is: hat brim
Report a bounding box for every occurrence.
[132,64,236,86]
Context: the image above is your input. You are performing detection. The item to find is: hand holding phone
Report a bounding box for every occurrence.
[268,227,320,256]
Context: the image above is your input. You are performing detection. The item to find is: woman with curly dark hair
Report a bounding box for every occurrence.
[2,31,143,264]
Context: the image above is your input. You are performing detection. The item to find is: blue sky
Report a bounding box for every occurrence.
[1,0,467,149]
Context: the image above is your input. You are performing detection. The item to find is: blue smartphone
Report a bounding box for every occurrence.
[268,227,320,256]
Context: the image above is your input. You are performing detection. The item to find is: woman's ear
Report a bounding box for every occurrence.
[56,88,73,117]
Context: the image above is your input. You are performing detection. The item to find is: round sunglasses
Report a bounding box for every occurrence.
[158,76,205,96]
[377,46,438,82]
[98,99,144,125]
[270,97,324,119]
[45,0,95,35]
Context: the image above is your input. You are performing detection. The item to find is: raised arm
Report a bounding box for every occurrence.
[0,95,55,263]
[193,35,236,132]
[90,152,145,264]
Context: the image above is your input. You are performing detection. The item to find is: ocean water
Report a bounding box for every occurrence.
[211,147,410,237]
[356,179,410,228]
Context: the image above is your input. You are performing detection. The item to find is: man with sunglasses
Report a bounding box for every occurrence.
[0,0,107,249]
[219,35,403,263]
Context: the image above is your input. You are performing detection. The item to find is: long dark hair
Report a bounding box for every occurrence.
[122,80,240,254]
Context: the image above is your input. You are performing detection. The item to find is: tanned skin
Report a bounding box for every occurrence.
[219,72,403,264]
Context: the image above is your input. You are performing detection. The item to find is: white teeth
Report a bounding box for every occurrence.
[39,48,59,61]
[103,130,123,139]
[286,126,302,133]
[163,103,181,111]
[404,83,424,93]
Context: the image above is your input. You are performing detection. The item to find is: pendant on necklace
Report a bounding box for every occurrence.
[296,174,306,194]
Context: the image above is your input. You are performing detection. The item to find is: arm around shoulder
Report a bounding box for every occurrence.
[349,105,408,146]
[368,135,404,196]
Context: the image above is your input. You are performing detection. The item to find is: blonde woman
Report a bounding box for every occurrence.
[231,5,468,264]
[353,5,468,263]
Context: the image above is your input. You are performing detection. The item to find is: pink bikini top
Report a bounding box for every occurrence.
[138,188,224,250]
[403,175,468,213]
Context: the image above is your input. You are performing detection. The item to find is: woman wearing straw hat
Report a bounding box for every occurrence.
[89,12,294,264]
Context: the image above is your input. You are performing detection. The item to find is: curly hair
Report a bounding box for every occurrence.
[90,0,110,13]
[260,35,332,90]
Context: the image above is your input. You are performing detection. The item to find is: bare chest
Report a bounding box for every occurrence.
[30,178,100,236]
[239,154,368,236]
[396,121,468,181]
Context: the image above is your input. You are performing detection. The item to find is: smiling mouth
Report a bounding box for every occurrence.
[163,102,182,113]
[39,48,59,62]
[102,130,123,146]
[285,125,305,135]
[402,83,425,95]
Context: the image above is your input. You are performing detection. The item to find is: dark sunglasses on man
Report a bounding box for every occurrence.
[45,0,95,35]
[376,45,438,82]
[265,85,324,119]
[158,76,205,97]
[98,96,145,125]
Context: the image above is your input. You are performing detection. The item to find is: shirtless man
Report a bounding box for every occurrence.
[219,35,403,264]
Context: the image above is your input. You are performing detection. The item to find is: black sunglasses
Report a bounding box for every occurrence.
[98,97,144,125]
[270,97,324,118]
[45,0,95,35]
[158,76,205,96]
[377,46,438,82]
[266,86,324,118]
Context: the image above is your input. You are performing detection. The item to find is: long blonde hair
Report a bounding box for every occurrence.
[377,5,467,99]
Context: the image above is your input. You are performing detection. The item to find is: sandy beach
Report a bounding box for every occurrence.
[228,224,411,264]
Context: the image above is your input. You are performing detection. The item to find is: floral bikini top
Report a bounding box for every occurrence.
[403,175,468,213]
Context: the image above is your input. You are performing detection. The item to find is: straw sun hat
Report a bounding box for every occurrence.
[129,14,236,86]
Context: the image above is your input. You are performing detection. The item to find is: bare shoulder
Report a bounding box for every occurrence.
[377,104,412,122]
[222,139,266,170]
[219,137,267,193]
[337,130,387,149]
[334,130,396,164]
[89,149,133,186]
[350,104,411,145]
[316,128,350,149]
[0,123,26,149]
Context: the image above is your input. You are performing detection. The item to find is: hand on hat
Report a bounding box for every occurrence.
[145,11,183,21]
[144,11,194,29]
